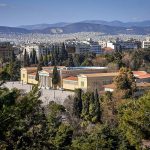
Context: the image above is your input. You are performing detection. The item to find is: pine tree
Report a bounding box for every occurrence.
[52,66,60,89]
[114,67,137,98]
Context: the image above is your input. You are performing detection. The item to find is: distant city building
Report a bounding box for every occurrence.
[21,44,52,59]
[116,40,138,50]
[98,40,107,48]
[0,42,13,61]
[106,41,115,50]
[142,37,150,48]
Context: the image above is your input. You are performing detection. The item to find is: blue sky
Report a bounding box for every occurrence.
[0,0,150,26]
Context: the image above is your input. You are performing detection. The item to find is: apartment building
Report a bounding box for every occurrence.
[142,37,150,49]
[21,44,51,59]
[0,42,13,61]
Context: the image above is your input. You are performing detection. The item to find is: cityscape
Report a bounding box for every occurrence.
[0,0,150,149]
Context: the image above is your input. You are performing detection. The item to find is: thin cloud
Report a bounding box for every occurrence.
[0,3,8,7]
[0,3,14,9]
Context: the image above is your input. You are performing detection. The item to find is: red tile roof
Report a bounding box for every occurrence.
[63,76,78,81]
[133,71,150,79]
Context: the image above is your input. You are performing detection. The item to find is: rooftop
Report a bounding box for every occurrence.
[78,72,118,78]
[28,72,36,76]
[63,76,78,81]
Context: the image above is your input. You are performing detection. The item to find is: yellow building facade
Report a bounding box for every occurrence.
[21,67,38,84]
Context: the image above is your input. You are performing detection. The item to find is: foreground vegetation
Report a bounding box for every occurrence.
[0,83,149,150]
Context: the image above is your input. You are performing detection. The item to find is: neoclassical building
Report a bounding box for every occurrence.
[38,66,108,89]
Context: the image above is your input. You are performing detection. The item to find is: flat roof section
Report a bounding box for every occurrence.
[78,72,118,78]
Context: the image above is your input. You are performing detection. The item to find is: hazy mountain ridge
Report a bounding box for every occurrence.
[18,22,70,30]
[1,20,150,35]
[17,20,150,30]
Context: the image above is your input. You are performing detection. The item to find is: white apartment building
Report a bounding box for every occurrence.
[21,44,51,59]
[82,38,102,54]
[142,37,150,49]
[106,41,115,50]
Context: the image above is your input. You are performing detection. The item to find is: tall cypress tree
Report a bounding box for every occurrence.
[39,54,44,66]
[35,63,42,81]
[29,52,33,64]
[72,89,82,118]
[44,55,48,66]
[23,49,29,67]
[52,66,60,89]
[94,89,101,122]
[67,54,74,67]
[51,54,55,66]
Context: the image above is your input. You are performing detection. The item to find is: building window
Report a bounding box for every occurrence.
[23,74,25,78]
[81,81,84,87]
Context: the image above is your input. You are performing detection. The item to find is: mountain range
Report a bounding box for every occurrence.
[0,20,150,35]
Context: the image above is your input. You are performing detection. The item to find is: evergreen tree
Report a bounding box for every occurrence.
[35,63,42,81]
[89,92,96,122]
[60,43,68,61]
[94,89,101,121]
[10,49,16,62]
[29,52,33,64]
[23,49,30,67]
[114,67,137,98]
[52,66,60,89]
[51,54,55,66]
[67,55,74,67]
[39,54,44,66]
[72,89,82,118]
[73,55,80,67]
[81,92,90,121]
[44,55,48,66]
[26,53,30,66]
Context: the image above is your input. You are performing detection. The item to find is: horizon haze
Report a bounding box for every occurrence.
[0,0,150,26]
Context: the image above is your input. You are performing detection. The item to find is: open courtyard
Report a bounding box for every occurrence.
[3,81,74,105]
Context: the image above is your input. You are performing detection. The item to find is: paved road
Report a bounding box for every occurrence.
[3,82,74,105]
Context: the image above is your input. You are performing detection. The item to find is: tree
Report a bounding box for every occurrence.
[94,89,101,122]
[118,91,150,149]
[39,54,44,66]
[51,53,55,66]
[114,67,136,98]
[23,49,30,67]
[35,63,42,81]
[81,59,93,66]
[32,49,38,65]
[44,55,48,66]
[72,89,82,118]
[67,55,74,67]
[0,87,52,149]
[52,66,60,89]
[60,43,68,62]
